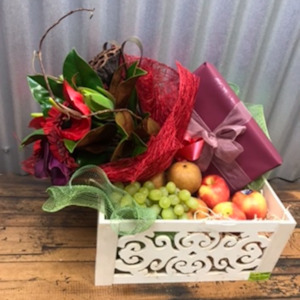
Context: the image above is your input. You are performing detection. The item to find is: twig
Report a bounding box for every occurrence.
[89,108,143,120]
[35,8,95,102]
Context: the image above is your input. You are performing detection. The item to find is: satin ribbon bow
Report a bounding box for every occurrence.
[188,101,252,172]
[175,133,204,161]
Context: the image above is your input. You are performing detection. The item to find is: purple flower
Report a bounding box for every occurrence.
[33,140,71,185]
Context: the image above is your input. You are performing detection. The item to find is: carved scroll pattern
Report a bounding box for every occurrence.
[115,231,272,276]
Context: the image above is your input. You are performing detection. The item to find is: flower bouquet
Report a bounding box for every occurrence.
[22,11,199,185]
[21,8,200,234]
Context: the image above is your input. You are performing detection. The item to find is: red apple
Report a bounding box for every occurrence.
[212,202,246,220]
[198,175,230,208]
[232,189,267,220]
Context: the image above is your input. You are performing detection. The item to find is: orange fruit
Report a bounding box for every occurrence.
[167,161,202,194]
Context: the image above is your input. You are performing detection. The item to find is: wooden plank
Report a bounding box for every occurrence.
[276,190,300,201]
[0,226,298,257]
[0,212,97,227]
[0,262,300,300]
[274,258,300,275]
[281,229,300,258]
[270,177,300,190]
[0,198,93,214]
[0,247,95,263]
[0,227,96,256]
[282,202,300,226]
[0,175,49,197]
[0,228,298,261]
[0,174,49,185]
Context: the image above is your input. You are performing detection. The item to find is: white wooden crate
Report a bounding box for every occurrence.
[95,180,296,285]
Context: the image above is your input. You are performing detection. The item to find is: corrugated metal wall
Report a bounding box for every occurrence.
[0,0,299,180]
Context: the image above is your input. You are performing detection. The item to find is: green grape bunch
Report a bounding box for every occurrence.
[115,180,204,220]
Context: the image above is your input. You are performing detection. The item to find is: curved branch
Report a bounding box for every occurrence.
[36,8,95,101]
[89,108,143,120]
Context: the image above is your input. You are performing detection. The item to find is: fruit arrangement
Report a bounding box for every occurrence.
[115,161,268,221]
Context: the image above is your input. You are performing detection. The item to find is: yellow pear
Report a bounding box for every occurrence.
[149,171,166,188]
[167,161,202,194]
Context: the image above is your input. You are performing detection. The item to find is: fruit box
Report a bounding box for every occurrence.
[94,180,296,285]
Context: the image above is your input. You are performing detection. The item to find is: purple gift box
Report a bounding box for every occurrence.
[187,62,282,192]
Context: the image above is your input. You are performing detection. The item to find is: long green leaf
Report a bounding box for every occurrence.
[126,61,147,79]
[130,132,148,156]
[27,75,63,115]
[21,128,45,146]
[78,87,114,112]
[63,49,104,90]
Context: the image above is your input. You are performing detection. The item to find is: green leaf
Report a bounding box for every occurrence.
[109,62,147,108]
[125,61,147,78]
[244,103,271,139]
[63,49,104,90]
[111,131,147,162]
[95,86,116,104]
[76,151,112,166]
[21,128,45,146]
[115,111,134,137]
[126,61,139,78]
[228,82,240,96]
[65,124,118,154]
[130,132,148,156]
[246,174,269,191]
[63,139,77,153]
[27,75,63,115]
[127,87,138,114]
[78,87,114,112]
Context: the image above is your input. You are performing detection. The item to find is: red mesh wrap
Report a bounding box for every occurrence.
[101,57,200,182]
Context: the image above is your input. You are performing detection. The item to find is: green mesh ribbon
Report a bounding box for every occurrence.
[42,165,156,235]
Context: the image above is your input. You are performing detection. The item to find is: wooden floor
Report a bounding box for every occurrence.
[0,174,299,300]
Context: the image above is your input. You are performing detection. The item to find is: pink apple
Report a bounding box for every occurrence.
[212,202,246,220]
[198,175,230,208]
[232,189,267,220]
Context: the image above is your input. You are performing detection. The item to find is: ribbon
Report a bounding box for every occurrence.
[187,101,253,190]
[175,133,204,161]
[42,165,156,235]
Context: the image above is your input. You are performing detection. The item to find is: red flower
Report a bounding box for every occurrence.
[42,81,91,164]
[29,116,45,129]
[46,125,77,169]
[23,80,91,182]
[63,80,90,115]
[43,81,91,140]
